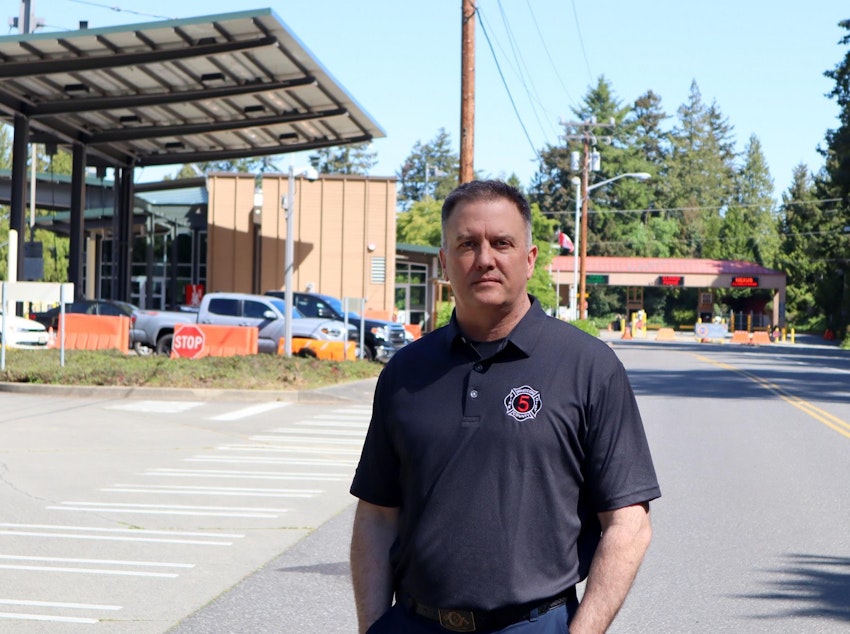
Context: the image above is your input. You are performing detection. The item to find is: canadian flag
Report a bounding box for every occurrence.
[558,231,574,253]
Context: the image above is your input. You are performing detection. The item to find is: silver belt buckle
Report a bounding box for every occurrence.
[438,609,476,632]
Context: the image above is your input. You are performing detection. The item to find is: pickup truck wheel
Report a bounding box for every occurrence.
[134,342,155,356]
[357,344,373,361]
[297,348,318,359]
[156,334,174,356]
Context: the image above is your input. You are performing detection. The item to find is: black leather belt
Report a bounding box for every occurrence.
[404,587,577,632]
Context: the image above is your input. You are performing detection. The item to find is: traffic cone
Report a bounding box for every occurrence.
[621,325,632,340]
[47,327,56,349]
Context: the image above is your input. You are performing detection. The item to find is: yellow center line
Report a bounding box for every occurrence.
[692,353,850,440]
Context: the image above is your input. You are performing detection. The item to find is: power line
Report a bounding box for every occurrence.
[493,0,556,140]
[524,0,577,108]
[540,198,844,216]
[476,6,540,162]
[569,0,593,84]
[66,0,176,20]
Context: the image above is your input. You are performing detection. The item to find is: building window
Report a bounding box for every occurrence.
[395,261,429,328]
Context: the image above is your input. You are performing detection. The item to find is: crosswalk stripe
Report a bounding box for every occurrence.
[268,427,365,436]
[208,402,290,421]
[249,435,362,445]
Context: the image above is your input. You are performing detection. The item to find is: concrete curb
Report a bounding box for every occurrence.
[0,377,379,404]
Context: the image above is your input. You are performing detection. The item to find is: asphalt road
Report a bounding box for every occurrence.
[2,333,849,633]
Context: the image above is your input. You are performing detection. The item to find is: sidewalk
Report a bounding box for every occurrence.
[0,376,380,403]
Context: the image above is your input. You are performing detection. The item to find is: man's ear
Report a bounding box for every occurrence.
[526,244,538,279]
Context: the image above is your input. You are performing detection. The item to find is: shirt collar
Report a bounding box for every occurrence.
[445,295,547,358]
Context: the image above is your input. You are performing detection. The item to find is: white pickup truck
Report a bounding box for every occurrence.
[134,292,356,356]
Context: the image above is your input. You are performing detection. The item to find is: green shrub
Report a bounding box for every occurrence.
[670,307,696,325]
[570,319,600,337]
[435,301,454,328]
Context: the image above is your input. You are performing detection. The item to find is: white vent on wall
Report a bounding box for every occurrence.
[370,256,386,284]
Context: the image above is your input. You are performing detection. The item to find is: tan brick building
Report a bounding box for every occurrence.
[206,172,399,317]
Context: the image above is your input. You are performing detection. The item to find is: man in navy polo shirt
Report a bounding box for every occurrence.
[351,180,660,633]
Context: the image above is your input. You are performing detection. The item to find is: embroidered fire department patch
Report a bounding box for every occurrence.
[504,385,542,421]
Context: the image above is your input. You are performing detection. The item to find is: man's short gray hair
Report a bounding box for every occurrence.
[441,180,533,248]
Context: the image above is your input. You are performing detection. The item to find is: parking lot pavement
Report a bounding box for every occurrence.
[0,382,378,632]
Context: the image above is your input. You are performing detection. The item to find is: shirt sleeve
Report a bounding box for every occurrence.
[583,359,661,511]
[350,371,403,507]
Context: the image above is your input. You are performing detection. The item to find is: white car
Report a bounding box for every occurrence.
[0,311,49,349]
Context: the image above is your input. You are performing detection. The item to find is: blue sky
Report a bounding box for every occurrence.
[20,1,849,198]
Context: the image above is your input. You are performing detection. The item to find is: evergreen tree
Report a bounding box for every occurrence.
[661,81,737,257]
[397,129,459,207]
[776,164,826,323]
[309,142,377,175]
[820,18,850,333]
[718,135,778,265]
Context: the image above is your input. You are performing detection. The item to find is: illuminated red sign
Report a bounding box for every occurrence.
[658,275,684,286]
[731,276,759,288]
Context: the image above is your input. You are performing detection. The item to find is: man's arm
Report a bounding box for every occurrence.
[569,502,652,634]
[350,499,400,634]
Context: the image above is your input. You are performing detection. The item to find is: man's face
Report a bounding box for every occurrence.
[439,197,538,317]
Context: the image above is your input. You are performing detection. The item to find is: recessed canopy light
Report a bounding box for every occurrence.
[64,83,89,94]
[200,72,226,85]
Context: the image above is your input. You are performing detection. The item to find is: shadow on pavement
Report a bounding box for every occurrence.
[607,335,850,404]
[734,553,850,624]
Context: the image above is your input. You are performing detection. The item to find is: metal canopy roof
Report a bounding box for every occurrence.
[0,8,385,169]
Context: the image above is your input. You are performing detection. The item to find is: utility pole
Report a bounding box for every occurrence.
[562,119,616,320]
[459,0,475,184]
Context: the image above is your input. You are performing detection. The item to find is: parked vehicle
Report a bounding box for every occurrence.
[30,299,145,349]
[136,292,357,356]
[266,291,407,362]
[0,311,49,349]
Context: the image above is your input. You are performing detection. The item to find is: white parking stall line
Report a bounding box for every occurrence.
[0,523,243,546]
[217,444,361,455]
[184,456,357,467]
[312,413,371,420]
[249,435,363,445]
[268,427,366,436]
[294,420,370,429]
[0,555,194,569]
[103,484,322,498]
[207,402,290,421]
[0,599,121,610]
[0,600,120,625]
[48,501,286,519]
[104,401,202,414]
[0,611,100,624]
[0,563,180,578]
[142,468,347,481]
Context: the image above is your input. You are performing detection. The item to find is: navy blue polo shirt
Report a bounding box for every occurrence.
[351,297,660,611]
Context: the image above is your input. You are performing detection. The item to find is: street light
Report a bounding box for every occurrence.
[283,164,319,357]
[578,172,651,320]
[569,177,581,320]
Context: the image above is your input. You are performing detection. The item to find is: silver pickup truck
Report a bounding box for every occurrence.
[133,292,356,356]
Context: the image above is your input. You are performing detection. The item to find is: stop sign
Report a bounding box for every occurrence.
[172,324,206,359]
